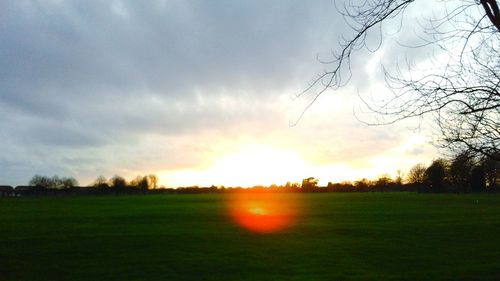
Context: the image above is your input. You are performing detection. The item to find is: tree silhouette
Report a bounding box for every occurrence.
[470,166,487,192]
[301,177,319,191]
[110,175,127,192]
[374,174,392,192]
[354,178,370,192]
[407,164,427,185]
[425,159,448,193]
[28,175,78,189]
[449,151,474,193]
[62,177,78,188]
[481,154,499,190]
[131,176,149,191]
[93,176,109,190]
[147,174,158,189]
[299,0,499,160]
[29,175,51,188]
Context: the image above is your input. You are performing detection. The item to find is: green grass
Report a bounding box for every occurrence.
[1,193,500,280]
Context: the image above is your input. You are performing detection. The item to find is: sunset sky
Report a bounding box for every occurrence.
[0,0,440,187]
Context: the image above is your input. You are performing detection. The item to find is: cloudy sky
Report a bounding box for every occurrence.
[0,0,439,187]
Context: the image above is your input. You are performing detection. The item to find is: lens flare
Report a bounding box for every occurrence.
[227,192,299,233]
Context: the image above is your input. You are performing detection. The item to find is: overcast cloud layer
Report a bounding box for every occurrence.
[0,0,437,186]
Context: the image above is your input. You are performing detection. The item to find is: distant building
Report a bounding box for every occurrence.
[14,186,45,197]
[0,186,14,197]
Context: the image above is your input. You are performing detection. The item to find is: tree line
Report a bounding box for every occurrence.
[0,149,496,197]
[25,174,158,192]
[405,151,498,193]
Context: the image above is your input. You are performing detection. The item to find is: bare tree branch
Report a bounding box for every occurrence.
[299,0,500,161]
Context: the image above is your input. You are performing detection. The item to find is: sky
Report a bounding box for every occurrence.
[0,0,440,187]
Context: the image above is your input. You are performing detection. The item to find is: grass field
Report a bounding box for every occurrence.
[1,193,500,281]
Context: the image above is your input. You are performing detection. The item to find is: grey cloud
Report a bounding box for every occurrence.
[0,0,344,184]
[1,0,328,103]
[1,0,336,123]
[0,0,433,186]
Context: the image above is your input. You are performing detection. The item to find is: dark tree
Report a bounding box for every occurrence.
[131,176,149,191]
[285,181,300,189]
[301,177,319,191]
[60,177,78,188]
[480,153,499,190]
[374,174,392,192]
[110,175,127,191]
[138,177,149,191]
[425,159,448,193]
[28,174,78,189]
[449,151,474,193]
[93,176,109,189]
[147,174,158,189]
[50,175,63,188]
[29,175,51,188]
[299,0,499,160]
[470,166,487,192]
[354,178,370,192]
[407,164,427,185]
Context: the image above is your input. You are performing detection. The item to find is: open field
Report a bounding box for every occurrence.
[1,193,500,280]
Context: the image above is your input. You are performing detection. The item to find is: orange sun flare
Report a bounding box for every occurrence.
[227,192,299,233]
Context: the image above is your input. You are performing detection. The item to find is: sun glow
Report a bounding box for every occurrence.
[227,192,300,233]
[157,134,436,187]
[213,145,308,186]
[159,144,309,187]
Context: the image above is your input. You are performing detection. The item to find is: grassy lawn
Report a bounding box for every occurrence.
[1,193,500,280]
